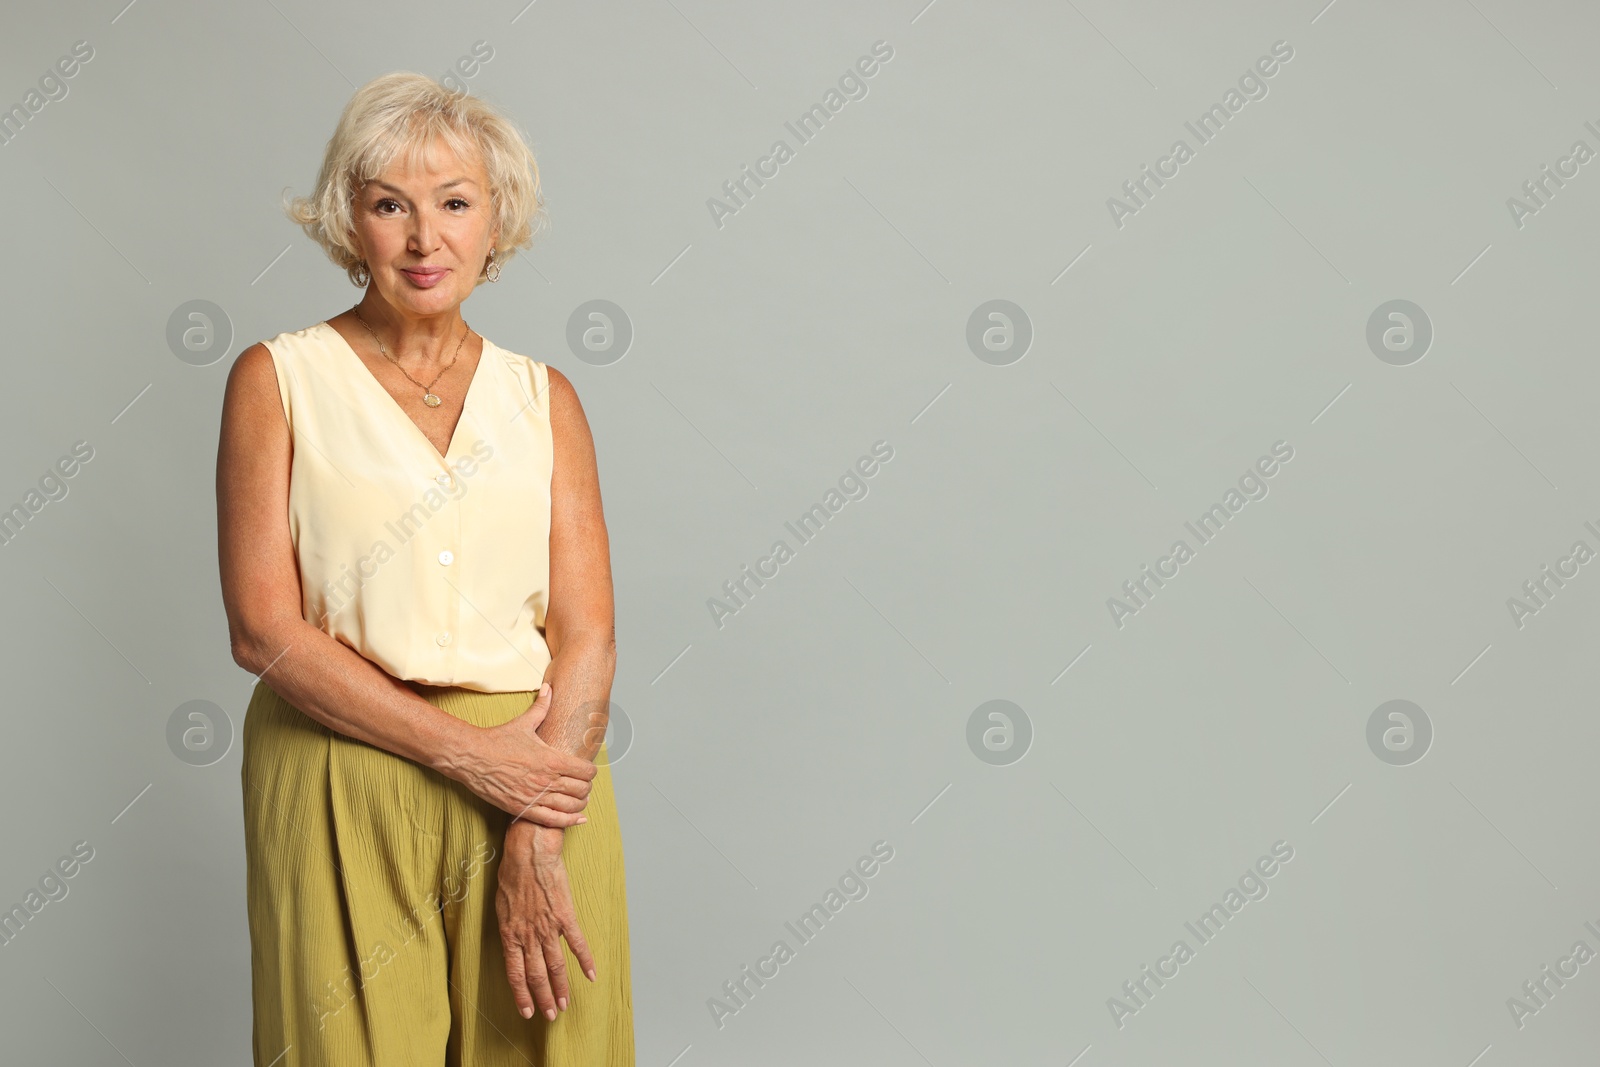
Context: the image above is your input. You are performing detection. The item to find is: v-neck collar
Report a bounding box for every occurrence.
[319,318,489,465]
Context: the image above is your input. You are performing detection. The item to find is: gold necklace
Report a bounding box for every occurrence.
[351,308,470,408]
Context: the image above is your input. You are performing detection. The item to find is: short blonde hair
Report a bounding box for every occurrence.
[284,71,547,286]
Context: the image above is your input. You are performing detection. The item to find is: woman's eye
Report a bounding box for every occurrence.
[446,198,470,210]
[375,199,401,214]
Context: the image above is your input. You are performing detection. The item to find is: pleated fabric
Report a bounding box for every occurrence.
[241,679,634,1066]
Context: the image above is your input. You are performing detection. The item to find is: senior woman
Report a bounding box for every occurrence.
[216,72,633,1065]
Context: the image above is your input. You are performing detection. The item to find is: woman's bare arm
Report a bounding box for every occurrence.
[533,364,618,763]
[498,363,617,1017]
[504,367,615,847]
[216,343,595,824]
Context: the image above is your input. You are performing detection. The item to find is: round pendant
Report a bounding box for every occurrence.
[423,393,442,407]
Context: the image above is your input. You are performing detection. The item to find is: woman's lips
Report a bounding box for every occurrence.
[401,267,448,288]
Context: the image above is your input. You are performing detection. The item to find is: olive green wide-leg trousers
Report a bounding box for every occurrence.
[241,680,635,1066]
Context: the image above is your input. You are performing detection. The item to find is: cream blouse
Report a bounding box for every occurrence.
[260,320,554,693]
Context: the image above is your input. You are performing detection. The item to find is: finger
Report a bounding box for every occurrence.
[500,933,537,1020]
[512,782,586,824]
[555,771,595,796]
[518,685,553,726]
[527,790,585,813]
[555,758,598,783]
[524,942,560,1022]
[526,773,589,808]
[510,783,585,825]
[562,910,598,984]
[516,787,586,820]
[525,806,588,829]
[540,930,572,1011]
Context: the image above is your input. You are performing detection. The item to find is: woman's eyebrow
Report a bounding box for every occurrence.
[369,178,480,194]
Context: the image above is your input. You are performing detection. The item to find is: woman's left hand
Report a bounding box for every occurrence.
[496,819,597,1022]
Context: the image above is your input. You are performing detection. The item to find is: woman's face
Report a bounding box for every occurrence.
[350,134,499,318]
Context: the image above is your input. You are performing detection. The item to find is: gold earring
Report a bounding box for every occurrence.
[485,248,501,283]
[352,260,370,287]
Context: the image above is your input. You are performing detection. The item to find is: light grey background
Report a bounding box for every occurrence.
[2,0,1597,1063]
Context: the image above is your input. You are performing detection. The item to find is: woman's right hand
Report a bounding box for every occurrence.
[453,683,597,826]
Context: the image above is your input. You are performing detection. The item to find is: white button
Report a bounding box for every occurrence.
[438,550,454,566]
[436,631,452,646]
[436,473,454,487]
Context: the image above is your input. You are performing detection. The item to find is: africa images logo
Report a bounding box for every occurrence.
[1106,441,1295,629]
[1105,40,1295,229]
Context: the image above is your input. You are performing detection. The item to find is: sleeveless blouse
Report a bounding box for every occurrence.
[259,320,554,693]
